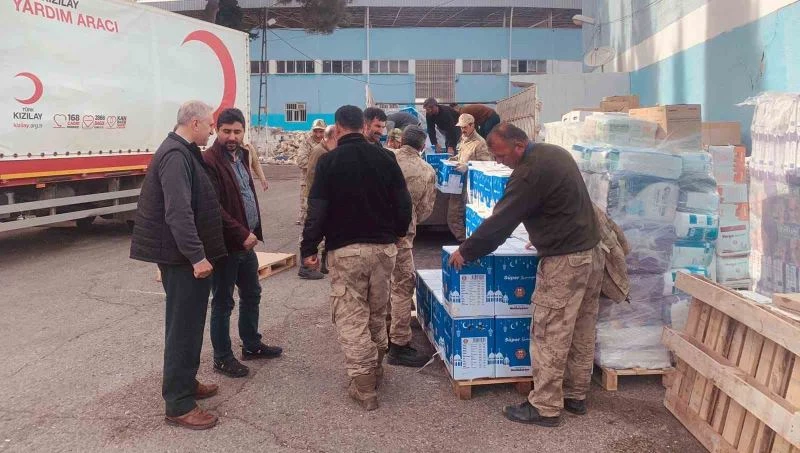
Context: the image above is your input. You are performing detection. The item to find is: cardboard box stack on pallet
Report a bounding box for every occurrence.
[416,160,537,394]
[544,102,723,378]
[747,93,800,295]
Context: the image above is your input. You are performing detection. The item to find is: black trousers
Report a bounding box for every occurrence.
[158,263,211,417]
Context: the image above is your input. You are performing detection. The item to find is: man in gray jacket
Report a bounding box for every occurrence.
[130,101,226,430]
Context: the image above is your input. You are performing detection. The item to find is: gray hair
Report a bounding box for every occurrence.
[176,100,213,126]
[401,125,427,150]
[323,125,336,139]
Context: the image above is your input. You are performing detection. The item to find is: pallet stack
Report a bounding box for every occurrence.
[662,272,800,452]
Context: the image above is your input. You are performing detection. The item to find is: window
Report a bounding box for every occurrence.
[462,59,502,74]
[415,60,455,103]
[285,103,307,123]
[511,59,547,74]
[250,60,266,74]
[322,60,363,74]
[276,60,315,74]
[369,60,410,74]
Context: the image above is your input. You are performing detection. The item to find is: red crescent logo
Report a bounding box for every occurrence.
[15,72,43,105]
[182,30,237,121]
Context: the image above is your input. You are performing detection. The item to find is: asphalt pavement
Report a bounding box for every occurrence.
[0,164,704,452]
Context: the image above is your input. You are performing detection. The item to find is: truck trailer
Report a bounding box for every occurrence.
[0,0,250,232]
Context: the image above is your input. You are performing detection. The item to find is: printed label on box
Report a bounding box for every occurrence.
[459,274,487,305]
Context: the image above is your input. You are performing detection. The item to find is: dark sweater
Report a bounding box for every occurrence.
[130,132,226,265]
[425,105,461,149]
[460,142,599,260]
[300,133,413,258]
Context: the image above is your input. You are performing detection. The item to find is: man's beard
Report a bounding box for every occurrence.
[225,141,238,150]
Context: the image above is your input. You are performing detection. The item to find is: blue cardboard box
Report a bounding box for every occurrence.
[442,246,495,317]
[467,167,483,206]
[494,316,532,377]
[431,292,446,356]
[437,161,464,194]
[488,172,511,209]
[425,152,449,170]
[493,238,539,316]
[417,269,441,332]
[441,314,496,380]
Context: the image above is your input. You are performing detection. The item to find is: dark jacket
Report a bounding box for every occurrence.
[460,142,600,260]
[130,132,226,265]
[203,140,264,253]
[426,104,461,149]
[300,133,413,258]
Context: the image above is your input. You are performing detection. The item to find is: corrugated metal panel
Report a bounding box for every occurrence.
[143,0,582,12]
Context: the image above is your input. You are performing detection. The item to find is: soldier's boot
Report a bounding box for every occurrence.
[320,251,329,275]
[375,350,385,389]
[387,341,429,368]
[348,373,378,411]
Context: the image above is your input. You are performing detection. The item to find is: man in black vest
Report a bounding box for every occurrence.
[130,101,226,430]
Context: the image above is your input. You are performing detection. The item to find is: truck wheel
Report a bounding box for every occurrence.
[75,216,96,229]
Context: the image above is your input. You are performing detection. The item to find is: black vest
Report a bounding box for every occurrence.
[129,133,226,265]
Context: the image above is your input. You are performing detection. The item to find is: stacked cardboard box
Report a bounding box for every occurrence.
[415,237,539,380]
[629,104,702,149]
[600,95,640,113]
[709,145,751,289]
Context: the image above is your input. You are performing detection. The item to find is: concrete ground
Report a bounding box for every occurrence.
[0,165,704,452]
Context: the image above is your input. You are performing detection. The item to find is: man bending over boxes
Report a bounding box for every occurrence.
[448,122,604,427]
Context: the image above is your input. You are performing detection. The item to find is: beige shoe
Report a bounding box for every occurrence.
[348,373,378,411]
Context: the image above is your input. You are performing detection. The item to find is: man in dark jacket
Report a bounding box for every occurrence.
[423,97,461,154]
[203,108,283,379]
[301,105,412,411]
[129,100,225,430]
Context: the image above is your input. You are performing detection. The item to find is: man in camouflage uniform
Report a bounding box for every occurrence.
[296,119,326,225]
[298,125,336,280]
[387,125,437,368]
[301,105,412,411]
[447,113,493,242]
[449,123,604,427]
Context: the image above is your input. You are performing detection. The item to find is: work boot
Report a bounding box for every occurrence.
[298,266,324,280]
[375,350,386,389]
[320,251,329,274]
[387,342,429,368]
[165,407,218,430]
[502,400,561,427]
[213,357,249,378]
[564,398,587,415]
[348,373,378,411]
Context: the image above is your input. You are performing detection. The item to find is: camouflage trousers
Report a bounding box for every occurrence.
[388,245,415,346]
[329,243,397,377]
[447,191,466,242]
[528,244,605,417]
[298,169,308,222]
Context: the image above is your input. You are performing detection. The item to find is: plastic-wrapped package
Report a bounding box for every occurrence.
[585,146,683,179]
[674,212,719,241]
[662,293,691,331]
[584,173,679,223]
[620,220,677,274]
[543,121,584,156]
[672,240,715,268]
[582,113,658,147]
[662,266,710,295]
[678,190,720,214]
[595,324,672,369]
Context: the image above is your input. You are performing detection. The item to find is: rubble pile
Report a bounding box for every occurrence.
[249,128,309,165]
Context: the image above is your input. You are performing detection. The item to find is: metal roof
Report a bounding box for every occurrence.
[165,5,582,29]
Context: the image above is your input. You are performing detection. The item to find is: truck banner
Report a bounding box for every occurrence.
[1,0,250,159]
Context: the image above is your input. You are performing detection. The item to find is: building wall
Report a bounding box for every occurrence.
[251,27,583,130]
[584,0,800,146]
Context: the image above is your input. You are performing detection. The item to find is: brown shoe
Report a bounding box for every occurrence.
[348,373,378,411]
[165,407,218,430]
[194,382,218,400]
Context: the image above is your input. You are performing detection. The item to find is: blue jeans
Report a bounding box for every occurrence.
[210,249,263,361]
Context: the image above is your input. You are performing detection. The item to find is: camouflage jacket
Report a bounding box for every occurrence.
[455,131,492,164]
[393,145,437,248]
[296,134,318,171]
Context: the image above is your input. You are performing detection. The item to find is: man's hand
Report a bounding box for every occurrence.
[448,249,466,271]
[260,179,269,191]
[447,146,456,155]
[303,255,319,270]
[525,241,534,250]
[193,258,213,279]
[435,143,442,153]
[243,233,258,251]
[455,163,468,173]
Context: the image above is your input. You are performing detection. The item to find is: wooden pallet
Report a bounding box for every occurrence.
[662,274,800,452]
[450,375,533,400]
[256,252,296,280]
[593,365,674,392]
